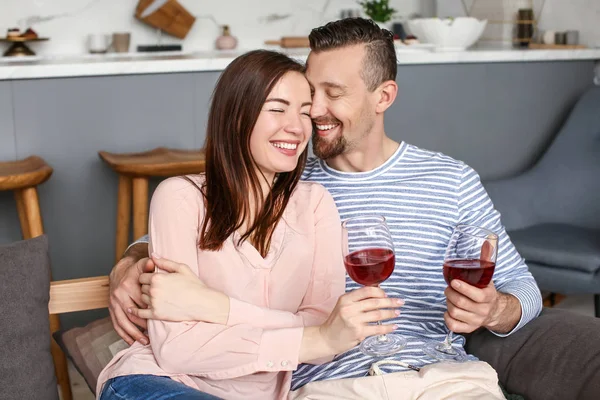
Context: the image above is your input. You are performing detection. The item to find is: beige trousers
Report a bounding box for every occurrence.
[289,361,505,400]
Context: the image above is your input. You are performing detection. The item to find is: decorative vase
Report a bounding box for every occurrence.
[215,25,238,50]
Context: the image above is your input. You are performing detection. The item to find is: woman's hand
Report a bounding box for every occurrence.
[300,286,404,362]
[319,286,403,354]
[129,254,230,324]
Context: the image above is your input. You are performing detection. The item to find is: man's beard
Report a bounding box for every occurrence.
[312,132,347,160]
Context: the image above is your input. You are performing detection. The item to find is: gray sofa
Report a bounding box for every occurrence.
[484,86,600,317]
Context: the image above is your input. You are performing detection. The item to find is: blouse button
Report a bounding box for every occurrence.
[281,360,289,367]
[267,361,274,368]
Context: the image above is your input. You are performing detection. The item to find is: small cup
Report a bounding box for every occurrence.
[87,33,111,54]
[542,30,555,44]
[566,30,579,46]
[555,32,567,45]
[112,32,131,53]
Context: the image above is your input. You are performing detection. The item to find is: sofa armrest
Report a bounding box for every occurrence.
[465,308,600,400]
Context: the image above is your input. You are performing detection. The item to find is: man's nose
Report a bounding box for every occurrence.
[310,94,327,119]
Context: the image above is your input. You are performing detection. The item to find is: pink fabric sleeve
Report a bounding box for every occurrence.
[147,177,304,379]
[227,185,346,332]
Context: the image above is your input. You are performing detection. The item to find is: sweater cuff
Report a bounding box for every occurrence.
[490,280,542,337]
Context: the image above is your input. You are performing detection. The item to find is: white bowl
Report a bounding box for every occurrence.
[407,17,487,52]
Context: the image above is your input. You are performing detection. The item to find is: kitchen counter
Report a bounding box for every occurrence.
[0,46,599,80]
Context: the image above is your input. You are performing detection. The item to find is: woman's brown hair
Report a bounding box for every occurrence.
[199,50,308,257]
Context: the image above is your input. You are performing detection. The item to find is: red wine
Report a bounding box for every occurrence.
[443,259,496,289]
[344,248,395,286]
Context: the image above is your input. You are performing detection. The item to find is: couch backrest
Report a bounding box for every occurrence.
[525,86,600,228]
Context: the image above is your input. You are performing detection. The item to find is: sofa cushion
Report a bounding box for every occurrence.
[509,224,600,274]
[53,317,127,393]
[0,235,58,400]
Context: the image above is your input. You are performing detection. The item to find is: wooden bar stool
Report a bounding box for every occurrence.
[0,156,73,400]
[99,147,206,261]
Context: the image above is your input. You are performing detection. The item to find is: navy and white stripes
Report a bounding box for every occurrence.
[291,142,542,390]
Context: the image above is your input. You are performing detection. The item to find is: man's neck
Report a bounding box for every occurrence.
[325,134,400,173]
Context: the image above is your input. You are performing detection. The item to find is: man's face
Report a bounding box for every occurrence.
[306,44,378,160]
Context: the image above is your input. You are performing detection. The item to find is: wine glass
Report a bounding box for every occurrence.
[342,215,407,357]
[424,224,498,362]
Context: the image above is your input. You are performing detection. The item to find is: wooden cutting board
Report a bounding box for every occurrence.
[265,36,310,48]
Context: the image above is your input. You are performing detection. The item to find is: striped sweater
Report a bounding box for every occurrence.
[290,141,542,389]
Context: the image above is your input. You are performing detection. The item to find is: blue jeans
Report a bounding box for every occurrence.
[100,374,222,400]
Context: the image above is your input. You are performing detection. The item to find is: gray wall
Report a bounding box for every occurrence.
[0,61,595,327]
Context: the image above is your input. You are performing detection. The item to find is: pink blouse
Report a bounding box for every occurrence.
[96,175,346,400]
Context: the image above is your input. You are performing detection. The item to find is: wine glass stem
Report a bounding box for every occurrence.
[376,321,388,342]
[443,331,453,349]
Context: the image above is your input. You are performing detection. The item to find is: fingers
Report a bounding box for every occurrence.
[449,279,492,303]
[151,253,182,273]
[139,272,153,285]
[481,238,497,262]
[445,286,478,311]
[135,257,154,275]
[444,312,476,334]
[109,308,135,346]
[446,300,480,326]
[129,306,153,320]
[141,284,151,296]
[358,309,400,324]
[357,297,404,313]
[111,304,149,345]
[141,293,151,306]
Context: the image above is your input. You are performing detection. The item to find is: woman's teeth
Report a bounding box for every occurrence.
[271,142,298,150]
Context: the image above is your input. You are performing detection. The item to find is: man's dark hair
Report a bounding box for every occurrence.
[309,18,397,91]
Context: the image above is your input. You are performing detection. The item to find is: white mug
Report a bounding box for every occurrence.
[87,34,112,53]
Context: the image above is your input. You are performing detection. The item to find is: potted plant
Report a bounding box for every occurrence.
[358,0,396,29]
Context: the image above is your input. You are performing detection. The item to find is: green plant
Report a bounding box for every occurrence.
[358,0,396,23]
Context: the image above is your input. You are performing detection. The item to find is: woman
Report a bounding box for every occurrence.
[97,50,396,400]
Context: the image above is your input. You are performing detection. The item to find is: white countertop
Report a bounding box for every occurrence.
[1,46,599,80]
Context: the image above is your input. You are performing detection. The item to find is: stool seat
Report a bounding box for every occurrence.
[98,147,205,177]
[0,156,53,190]
[99,147,207,262]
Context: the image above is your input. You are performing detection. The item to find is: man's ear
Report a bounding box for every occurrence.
[375,80,398,114]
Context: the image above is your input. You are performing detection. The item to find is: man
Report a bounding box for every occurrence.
[109,18,541,398]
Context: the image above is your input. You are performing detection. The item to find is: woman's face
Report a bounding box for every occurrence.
[249,71,312,182]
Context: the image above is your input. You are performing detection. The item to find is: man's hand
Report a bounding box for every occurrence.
[444,280,521,334]
[130,254,230,324]
[108,243,152,345]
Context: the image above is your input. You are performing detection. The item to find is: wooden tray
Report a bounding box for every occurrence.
[0,37,49,42]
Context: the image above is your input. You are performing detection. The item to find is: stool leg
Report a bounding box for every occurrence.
[132,177,149,240]
[21,187,73,400]
[50,314,72,400]
[595,294,599,318]
[21,186,44,238]
[115,175,132,262]
[14,190,31,239]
